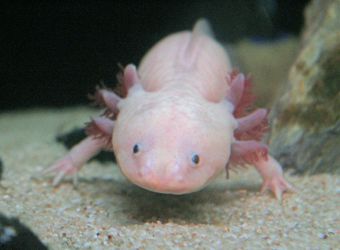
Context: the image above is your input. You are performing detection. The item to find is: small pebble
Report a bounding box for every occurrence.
[318,233,328,239]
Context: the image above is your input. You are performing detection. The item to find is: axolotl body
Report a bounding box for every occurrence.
[46,20,293,199]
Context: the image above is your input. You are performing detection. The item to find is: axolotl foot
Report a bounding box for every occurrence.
[260,172,295,201]
[254,155,296,201]
[43,155,80,186]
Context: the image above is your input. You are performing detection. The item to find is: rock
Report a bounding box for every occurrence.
[269,0,340,174]
[0,157,3,180]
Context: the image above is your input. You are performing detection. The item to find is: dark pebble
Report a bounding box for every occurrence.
[0,213,48,250]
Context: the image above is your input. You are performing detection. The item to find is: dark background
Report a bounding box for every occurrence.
[1,0,309,111]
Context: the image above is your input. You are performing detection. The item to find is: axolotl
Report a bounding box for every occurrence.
[45,19,293,200]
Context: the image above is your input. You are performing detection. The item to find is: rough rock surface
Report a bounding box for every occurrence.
[269,0,340,174]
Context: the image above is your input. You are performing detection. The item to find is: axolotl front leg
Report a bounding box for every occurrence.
[44,136,108,186]
[44,89,119,186]
[230,140,294,200]
[226,72,294,200]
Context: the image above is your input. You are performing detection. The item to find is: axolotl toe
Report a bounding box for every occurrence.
[45,19,294,200]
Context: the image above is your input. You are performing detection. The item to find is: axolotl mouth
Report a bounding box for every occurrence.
[134,179,191,195]
[128,172,202,195]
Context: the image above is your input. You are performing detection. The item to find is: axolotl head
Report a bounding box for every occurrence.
[112,81,236,194]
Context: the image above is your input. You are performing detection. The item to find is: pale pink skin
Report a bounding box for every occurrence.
[45,20,294,200]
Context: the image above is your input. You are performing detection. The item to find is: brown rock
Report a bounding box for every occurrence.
[269,0,340,174]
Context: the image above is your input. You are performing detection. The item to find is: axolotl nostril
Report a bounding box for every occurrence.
[45,19,294,200]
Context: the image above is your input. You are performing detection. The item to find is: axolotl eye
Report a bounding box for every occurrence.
[133,144,140,154]
[191,153,200,166]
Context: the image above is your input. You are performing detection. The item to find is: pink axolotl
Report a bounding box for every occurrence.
[45,19,293,200]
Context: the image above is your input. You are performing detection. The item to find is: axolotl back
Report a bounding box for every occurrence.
[46,19,293,199]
